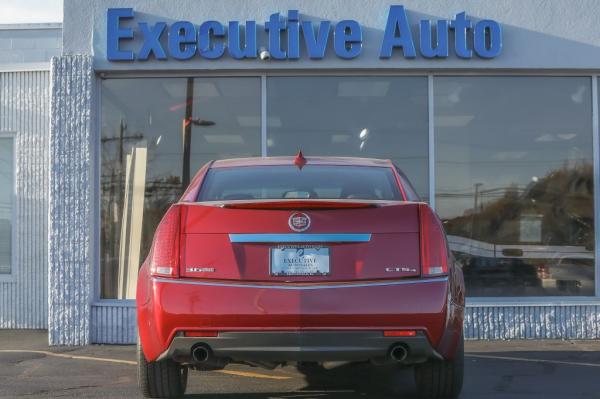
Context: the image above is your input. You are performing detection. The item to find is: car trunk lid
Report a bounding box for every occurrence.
[178,200,422,282]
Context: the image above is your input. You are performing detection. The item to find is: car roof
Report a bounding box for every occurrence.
[211,156,393,168]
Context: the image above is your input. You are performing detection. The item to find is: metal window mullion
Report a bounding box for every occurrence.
[592,76,600,298]
[428,75,435,210]
[94,78,102,301]
[261,75,267,157]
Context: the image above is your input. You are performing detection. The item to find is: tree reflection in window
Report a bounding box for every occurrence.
[435,76,594,297]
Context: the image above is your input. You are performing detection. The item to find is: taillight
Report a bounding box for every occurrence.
[419,203,449,277]
[149,205,181,278]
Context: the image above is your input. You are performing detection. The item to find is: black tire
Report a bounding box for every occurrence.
[137,340,188,398]
[414,336,464,398]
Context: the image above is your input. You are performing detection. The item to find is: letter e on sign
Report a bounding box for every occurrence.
[107,8,135,61]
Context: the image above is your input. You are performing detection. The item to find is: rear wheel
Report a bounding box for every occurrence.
[137,340,188,398]
[413,336,464,398]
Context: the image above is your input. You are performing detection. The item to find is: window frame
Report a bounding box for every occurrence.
[429,75,599,305]
[94,75,265,303]
[264,74,431,202]
[92,71,600,307]
[0,132,16,282]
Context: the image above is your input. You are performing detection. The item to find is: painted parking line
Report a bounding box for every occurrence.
[216,370,291,380]
[0,349,137,365]
[5,350,598,375]
[467,353,600,368]
[0,349,291,380]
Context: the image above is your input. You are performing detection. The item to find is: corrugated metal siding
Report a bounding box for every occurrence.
[465,305,600,340]
[48,55,94,345]
[89,303,600,344]
[0,70,49,329]
[90,304,137,344]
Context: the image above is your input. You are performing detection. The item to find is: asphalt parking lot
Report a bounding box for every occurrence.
[0,330,599,398]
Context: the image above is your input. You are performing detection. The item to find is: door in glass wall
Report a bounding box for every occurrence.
[267,76,429,200]
[100,77,261,299]
[435,76,594,297]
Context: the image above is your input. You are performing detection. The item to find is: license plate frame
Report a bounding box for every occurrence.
[270,245,330,276]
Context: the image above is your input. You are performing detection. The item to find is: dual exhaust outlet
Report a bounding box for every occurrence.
[191,343,409,364]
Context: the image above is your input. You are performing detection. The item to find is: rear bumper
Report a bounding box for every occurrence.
[159,331,440,364]
[138,275,462,362]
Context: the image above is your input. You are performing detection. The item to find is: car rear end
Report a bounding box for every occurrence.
[137,158,464,398]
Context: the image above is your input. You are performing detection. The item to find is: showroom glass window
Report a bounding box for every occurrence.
[0,136,13,275]
[100,77,261,299]
[267,77,429,201]
[435,76,594,297]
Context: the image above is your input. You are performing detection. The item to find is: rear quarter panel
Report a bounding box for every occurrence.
[435,260,465,359]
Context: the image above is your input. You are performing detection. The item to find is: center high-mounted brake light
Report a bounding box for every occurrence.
[222,200,377,210]
[418,203,449,277]
[149,205,181,278]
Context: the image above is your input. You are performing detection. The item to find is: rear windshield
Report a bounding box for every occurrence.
[197,165,403,201]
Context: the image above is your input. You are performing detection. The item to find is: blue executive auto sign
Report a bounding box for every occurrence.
[107,6,502,62]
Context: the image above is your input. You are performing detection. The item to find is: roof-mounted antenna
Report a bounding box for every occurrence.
[294,150,307,170]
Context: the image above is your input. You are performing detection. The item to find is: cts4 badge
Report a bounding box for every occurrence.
[288,212,311,232]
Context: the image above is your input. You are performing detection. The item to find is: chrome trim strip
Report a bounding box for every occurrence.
[229,233,372,243]
[153,276,448,290]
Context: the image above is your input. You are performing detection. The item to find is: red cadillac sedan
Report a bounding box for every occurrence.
[137,154,465,398]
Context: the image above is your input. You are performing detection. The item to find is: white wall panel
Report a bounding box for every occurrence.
[90,304,137,344]
[0,70,49,329]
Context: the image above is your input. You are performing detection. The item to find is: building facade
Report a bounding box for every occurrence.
[3,0,600,344]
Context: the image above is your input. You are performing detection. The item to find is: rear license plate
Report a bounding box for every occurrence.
[270,246,330,276]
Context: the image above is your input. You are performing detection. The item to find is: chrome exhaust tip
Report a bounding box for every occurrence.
[389,345,408,362]
[191,344,211,363]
